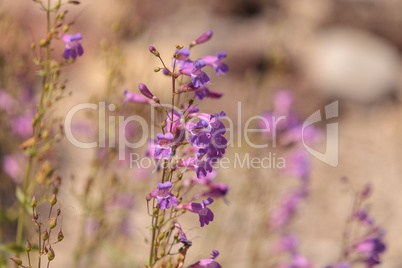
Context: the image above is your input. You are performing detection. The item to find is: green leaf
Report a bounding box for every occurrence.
[15,187,31,213]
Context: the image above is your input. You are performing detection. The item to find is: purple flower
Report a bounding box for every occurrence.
[123,89,154,105]
[62,33,84,60]
[178,60,210,88]
[176,198,214,227]
[187,250,221,268]
[201,52,228,75]
[154,132,173,160]
[188,120,210,147]
[270,191,304,230]
[156,181,178,210]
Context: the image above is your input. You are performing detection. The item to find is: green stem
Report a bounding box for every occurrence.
[16,0,51,257]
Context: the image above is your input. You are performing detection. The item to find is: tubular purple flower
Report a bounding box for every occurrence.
[62,33,84,60]
[201,52,228,75]
[190,30,213,47]
[176,198,214,227]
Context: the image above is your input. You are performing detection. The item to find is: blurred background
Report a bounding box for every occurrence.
[1,0,402,267]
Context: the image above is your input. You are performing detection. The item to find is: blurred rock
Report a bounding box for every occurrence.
[303,27,401,103]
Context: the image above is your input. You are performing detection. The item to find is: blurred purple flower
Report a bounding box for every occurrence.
[62,33,84,60]
[2,155,24,183]
[0,89,16,114]
[11,115,33,138]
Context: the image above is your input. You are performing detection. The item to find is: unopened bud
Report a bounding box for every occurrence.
[190,30,213,47]
[31,195,37,208]
[10,258,22,266]
[63,25,69,33]
[68,0,80,4]
[57,208,61,216]
[138,83,155,100]
[154,67,160,72]
[159,217,164,225]
[153,208,158,215]
[50,193,57,206]
[160,249,165,257]
[39,39,46,47]
[158,232,165,241]
[42,229,49,241]
[26,239,32,252]
[34,212,39,220]
[148,46,159,57]
[54,0,61,9]
[50,217,57,229]
[48,247,55,261]
[58,230,64,241]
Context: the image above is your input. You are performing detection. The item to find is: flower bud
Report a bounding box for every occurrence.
[158,232,165,241]
[190,30,213,47]
[39,39,46,47]
[50,217,57,229]
[153,207,159,215]
[10,258,22,266]
[42,229,49,241]
[138,83,157,101]
[31,194,37,208]
[148,46,159,57]
[58,230,64,242]
[154,67,160,72]
[50,193,57,206]
[160,249,165,257]
[48,247,55,261]
[26,239,32,252]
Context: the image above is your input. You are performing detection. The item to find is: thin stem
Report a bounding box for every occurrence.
[16,0,51,253]
[38,224,42,268]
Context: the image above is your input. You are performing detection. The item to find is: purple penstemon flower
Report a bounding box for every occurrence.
[155,181,178,210]
[178,60,210,88]
[62,33,84,60]
[154,133,174,160]
[187,250,221,268]
[187,120,211,147]
[201,52,228,75]
[176,198,214,227]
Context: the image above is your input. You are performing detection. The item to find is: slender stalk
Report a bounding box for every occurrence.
[16,0,51,252]
[38,224,42,268]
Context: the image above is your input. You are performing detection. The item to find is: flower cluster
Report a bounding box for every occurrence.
[126,30,228,267]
